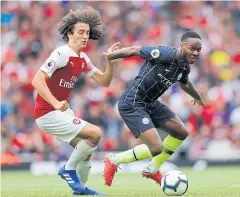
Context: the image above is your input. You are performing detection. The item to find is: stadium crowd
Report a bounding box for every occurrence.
[1,1,240,165]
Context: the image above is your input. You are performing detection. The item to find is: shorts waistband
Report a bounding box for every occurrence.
[121,99,157,108]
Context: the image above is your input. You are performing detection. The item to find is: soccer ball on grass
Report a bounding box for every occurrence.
[161,170,188,196]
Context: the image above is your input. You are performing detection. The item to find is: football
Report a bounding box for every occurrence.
[161,170,188,196]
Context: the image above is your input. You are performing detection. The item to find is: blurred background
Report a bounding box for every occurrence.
[1,1,240,172]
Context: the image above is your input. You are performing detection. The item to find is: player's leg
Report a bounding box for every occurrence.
[104,101,162,186]
[148,102,188,173]
[36,111,86,193]
[108,144,153,165]
[65,115,97,186]
[64,123,101,171]
[67,114,105,195]
[137,128,164,184]
[76,155,91,185]
[36,109,104,195]
[104,129,162,186]
[148,115,187,171]
[104,128,164,186]
[63,122,105,195]
[105,127,160,165]
[113,101,162,163]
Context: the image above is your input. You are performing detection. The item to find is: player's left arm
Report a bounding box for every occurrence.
[180,80,205,107]
[87,42,121,87]
[90,59,115,87]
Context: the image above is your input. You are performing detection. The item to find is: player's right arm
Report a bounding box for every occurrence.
[105,46,172,62]
[32,71,69,111]
[105,46,141,60]
[32,50,69,111]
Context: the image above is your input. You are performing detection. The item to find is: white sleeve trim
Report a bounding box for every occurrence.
[80,52,98,76]
[40,59,58,78]
[40,65,53,77]
[39,49,69,77]
[87,66,98,76]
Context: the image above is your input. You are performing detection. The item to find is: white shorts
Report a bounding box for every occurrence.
[36,108,87,144]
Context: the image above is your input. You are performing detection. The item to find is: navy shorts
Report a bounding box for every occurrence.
[118,99,175,138]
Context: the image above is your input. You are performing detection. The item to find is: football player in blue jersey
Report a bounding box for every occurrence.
[103,31,204,186]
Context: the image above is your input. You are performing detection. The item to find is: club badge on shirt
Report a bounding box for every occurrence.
[151,49,160,58]
[177,73,183,80]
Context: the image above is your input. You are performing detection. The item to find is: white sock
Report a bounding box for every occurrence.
[77,160,91,185]
[65,140,96,170]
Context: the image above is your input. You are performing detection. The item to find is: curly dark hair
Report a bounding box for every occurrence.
[58,6,103,41]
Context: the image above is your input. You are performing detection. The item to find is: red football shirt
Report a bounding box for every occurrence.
[34,45,97,119]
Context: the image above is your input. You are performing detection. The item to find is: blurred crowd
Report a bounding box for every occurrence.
[1,1,240,165]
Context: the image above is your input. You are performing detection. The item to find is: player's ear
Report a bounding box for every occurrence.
[180,42,183,49]
[67,31,73,40]
[67,26,74,40]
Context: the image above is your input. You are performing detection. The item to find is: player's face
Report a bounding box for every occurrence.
[180,38,202,64]
[68,23,90,49]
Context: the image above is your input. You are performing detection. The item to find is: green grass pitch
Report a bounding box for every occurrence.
[1,167,240,197]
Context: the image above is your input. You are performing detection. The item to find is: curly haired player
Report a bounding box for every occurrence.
[32,7,120,195]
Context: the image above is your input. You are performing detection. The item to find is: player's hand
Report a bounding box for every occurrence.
[191,99,205,107]
[103,42,121,61]
[53,100,69,111]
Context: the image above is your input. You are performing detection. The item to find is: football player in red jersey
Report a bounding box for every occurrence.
[32,7,120,195]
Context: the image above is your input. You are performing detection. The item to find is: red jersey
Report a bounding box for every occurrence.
[34,45,98,119]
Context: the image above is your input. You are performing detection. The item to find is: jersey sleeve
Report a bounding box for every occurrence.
[81,52,98,76]
[40,50,69,77]
[178,66,190,84]
[178,74,189,84]
[140,46,176,63]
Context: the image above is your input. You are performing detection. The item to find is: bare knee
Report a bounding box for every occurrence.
[177,128,188,140]
[164,116,189,140]
[166,124,189,140]
[78,124,103,145]
[88,127,102,145]
[149,145,163,157]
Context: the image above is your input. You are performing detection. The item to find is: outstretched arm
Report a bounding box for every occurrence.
[104,46,141,60]
[91,59,115,87]
[91,42,121,87]
[180,80,205,107]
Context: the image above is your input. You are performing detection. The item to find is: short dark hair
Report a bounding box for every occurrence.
[181,31,201,42]
[58,6,103,41]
